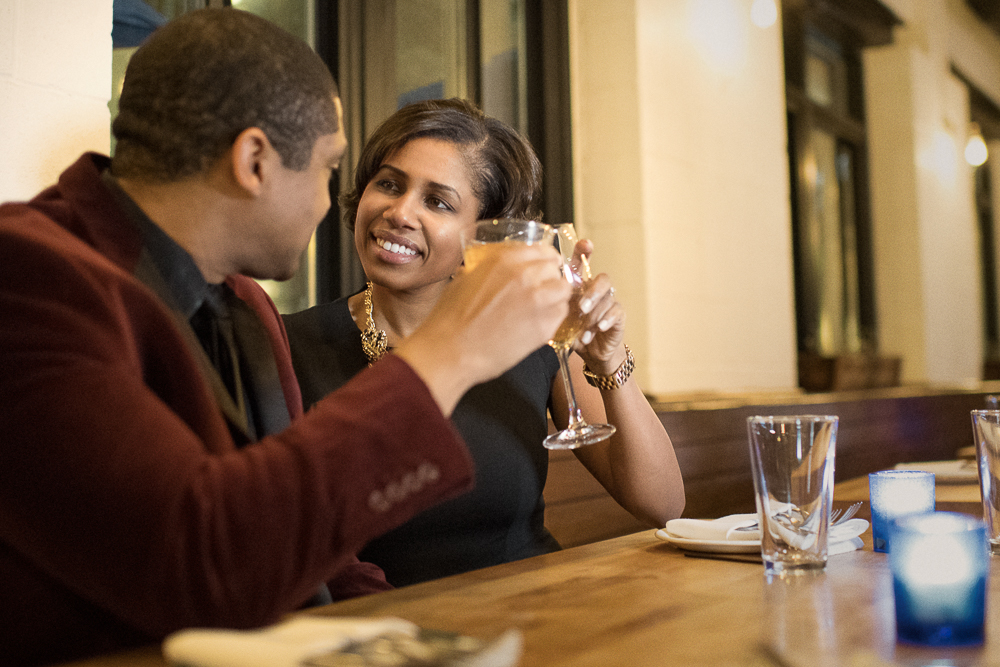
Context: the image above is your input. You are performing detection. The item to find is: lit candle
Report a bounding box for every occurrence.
[868,471,935,553]
[889,512,988,646]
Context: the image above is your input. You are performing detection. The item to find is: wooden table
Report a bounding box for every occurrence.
[56,517,999,667]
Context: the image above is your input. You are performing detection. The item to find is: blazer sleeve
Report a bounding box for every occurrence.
[0,213,474,642]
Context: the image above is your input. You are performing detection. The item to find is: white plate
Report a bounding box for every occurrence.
[654,529,761,554]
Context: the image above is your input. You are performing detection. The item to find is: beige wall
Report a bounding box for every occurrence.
[569,0,796,396]
[571,0,1000,395]
[0,0,112,203]
[866,0,1000,385]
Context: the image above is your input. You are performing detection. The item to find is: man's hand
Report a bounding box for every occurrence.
[395,243,570,415]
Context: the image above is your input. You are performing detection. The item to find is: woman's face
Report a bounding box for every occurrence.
[354,137,482,294]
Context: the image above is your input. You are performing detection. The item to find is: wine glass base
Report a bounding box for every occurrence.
[543,423,616,450]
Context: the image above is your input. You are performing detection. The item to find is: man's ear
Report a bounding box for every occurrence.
[230,127,273,196]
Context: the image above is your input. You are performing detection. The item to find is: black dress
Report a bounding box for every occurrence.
[283,295,562,587]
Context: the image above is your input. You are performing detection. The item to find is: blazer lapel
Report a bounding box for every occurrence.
[133,250,252,444]
[227,291,291,436]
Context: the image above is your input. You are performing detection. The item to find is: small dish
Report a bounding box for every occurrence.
[654,529,761,554]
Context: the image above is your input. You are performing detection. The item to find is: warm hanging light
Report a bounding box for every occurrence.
[966,122,988,167]
[750,0,778,28]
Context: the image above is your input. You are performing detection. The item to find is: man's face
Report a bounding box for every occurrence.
[249,97,347,281]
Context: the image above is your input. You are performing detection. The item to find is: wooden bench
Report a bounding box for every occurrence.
[543,384,1000,548]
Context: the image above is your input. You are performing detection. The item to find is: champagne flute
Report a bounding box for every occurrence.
[543,224,616,450]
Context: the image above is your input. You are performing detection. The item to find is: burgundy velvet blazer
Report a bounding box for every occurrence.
[0,154,473,665]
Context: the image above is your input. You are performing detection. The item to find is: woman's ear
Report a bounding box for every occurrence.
[230,127,272,196]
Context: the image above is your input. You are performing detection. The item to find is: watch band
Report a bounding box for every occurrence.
[583,344,635,390]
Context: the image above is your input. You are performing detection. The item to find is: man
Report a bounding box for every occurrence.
[0,8,569,665]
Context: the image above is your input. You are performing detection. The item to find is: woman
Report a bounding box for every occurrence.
[284,98,684,587]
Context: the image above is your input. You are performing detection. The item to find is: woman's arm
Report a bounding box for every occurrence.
[549,241,685,527]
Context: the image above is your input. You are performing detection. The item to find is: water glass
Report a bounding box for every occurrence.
[971,409,1000,553]
[747,415,838,575]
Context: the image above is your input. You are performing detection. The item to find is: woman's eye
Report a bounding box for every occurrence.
[427,196,454,212]
[376,179,400,193]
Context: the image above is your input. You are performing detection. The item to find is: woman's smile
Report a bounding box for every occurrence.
[371,231,422,263]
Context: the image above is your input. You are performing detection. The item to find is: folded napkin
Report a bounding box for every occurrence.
[163,617,523,667]
[665,513,760,541]
[664,514,869,555]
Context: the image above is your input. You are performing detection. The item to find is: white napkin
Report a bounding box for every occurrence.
[163,617,523,667]
[164,618,416,667]
[664,513,760,541]
[664,514,869,555]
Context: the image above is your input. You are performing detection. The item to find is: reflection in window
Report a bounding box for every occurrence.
[784,3,888,390]
[976,164,1000,371]
[481,0,527,135]
[801,129,862,355]
[804,29,847,115]
[395,0,466,107]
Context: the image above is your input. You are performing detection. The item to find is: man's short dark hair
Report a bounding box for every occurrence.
[112,8,339,181]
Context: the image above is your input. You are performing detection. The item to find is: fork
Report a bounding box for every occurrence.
[733,501,862,532]
[835,501,863,525]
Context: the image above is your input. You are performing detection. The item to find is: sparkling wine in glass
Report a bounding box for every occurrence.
[462,218,555,270]
[543,224,616,450]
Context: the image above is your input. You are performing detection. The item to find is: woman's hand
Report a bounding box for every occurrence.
[571,239,627,375]
[553,239,685,526]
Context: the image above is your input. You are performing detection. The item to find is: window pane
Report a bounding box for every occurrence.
[480,0,527,135]
[805,29,848,115]
[232,0,312,42]
[837,142,863,352]
[801,129,864,355]
[396,0,467,107]
[806,129,842,354]
[805,53,832,107]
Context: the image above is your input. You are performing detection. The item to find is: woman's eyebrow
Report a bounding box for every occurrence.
[378,164,462,203]
[426,181,462,203]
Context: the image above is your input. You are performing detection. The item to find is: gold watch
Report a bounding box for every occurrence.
[583,345,635,390]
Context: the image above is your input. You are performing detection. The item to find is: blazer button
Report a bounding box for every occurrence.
[385,481,406,504]
[417,463,440,484]
[402,471,421,494]
[368,489,391,513]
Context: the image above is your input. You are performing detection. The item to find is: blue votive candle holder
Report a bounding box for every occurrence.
[889,512,989,646]
[869,470,935,553]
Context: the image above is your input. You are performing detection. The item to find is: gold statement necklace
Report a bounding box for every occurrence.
[360,282,389,366]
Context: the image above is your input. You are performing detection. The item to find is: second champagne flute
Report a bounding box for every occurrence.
[543,224,616,450]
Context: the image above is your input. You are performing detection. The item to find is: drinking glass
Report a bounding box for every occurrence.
[543,224,616,450]
[462,218,555,269]
[747,415,838,575]
[971,409,1000,553]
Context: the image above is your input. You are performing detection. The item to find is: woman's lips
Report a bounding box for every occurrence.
[372,234,421,263]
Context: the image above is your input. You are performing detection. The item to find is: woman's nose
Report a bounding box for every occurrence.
[383,194,419,228]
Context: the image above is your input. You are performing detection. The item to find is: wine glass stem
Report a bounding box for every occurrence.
[556,346,586,429]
